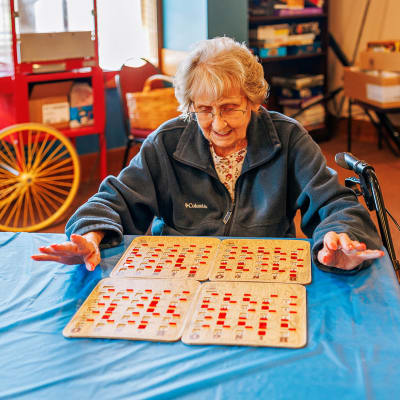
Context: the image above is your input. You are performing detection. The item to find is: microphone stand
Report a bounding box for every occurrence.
[345,169,400,283]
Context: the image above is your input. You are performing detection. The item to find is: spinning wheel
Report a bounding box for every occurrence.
[0,123,80,232]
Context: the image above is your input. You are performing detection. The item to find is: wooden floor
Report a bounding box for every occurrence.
[42,119,400,258]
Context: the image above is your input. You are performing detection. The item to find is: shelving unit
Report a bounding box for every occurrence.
[0,0,107,179]
[248,0,331,140]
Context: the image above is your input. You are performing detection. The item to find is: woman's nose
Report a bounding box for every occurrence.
[212,112,228,131]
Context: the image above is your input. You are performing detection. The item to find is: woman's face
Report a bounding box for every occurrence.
[192,88,259,157]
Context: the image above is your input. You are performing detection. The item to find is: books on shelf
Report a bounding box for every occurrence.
[272,0,324,16]
[274,7,323,16]
[278,94,324,108]
[290,21,320,36]
[285,33,316,46]
[306,0,324,7]
[273,0,305,10]
[284,103,325,126]
[255,22,320,44]
[248,0,276,17]
[250,21,322,59]
[277,85,323,99]
[271,74,324,89]
[255,24,290,43]
[248,0,324,18]
[258,46,287,58]
[272,72,326,127]
[286,41,321,55]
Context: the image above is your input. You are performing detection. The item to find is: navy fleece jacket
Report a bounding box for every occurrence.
[66,108,382,273]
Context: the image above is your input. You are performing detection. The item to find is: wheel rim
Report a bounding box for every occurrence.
[0,123,80,232]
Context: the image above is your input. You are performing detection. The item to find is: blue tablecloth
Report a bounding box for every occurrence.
[1,232,400,400]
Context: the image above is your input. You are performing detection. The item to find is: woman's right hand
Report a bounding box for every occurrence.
[31,231,104,271]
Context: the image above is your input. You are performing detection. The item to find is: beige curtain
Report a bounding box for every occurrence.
[140,0,159,66]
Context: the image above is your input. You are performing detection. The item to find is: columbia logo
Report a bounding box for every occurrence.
[185,202,208,209]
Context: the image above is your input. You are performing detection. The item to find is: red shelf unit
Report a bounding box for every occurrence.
[0,0,107,180]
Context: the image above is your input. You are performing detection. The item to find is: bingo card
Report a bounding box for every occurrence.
[182,281,307,348]
[110,236,221,281]
[63,278,201,342]
[208,238,311,284]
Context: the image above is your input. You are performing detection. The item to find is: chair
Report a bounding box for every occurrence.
[116,58,164,168]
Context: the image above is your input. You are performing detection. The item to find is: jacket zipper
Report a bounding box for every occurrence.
[210,165,243,236]
[222,168,244,235]
[224,173,242,236]
[223,201,236,235]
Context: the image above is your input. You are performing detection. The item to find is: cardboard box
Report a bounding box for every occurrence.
[343,67,400,108]
[69,82,94,128]
[29,81,73,129]
[69,105,94,128]
[359,51,400,72]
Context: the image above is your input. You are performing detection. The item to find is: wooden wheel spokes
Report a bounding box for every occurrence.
[36,156,73,178]
[0,123,80,232]
[0,141,20,176]
[31,140,65,176]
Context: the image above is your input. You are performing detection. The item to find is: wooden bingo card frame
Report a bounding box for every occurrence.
[208,238,311,284]
[110,236,221,281]
[63,278,200,342]
[182,281,307,348]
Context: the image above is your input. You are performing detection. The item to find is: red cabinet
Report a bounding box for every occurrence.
[0,0,107,179]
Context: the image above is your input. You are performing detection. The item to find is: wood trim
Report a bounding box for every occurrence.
[157,0,163,69]
[160,48,188,76]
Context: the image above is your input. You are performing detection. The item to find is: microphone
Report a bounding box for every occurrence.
[334,152,374,175]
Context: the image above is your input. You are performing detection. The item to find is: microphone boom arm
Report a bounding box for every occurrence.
[345,168,400,283]
[365,169,400,282]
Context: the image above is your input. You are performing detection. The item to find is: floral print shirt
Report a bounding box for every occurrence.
[210,146,247,201]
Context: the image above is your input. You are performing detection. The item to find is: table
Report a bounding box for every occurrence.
[1,232,400,400]
[347,99,400,157]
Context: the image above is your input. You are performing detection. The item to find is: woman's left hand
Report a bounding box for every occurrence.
[317,231,385,270]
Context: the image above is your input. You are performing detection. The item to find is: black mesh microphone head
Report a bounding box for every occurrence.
[334,152,351,170]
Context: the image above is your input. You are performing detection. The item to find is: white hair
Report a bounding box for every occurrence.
[174,36,269,118]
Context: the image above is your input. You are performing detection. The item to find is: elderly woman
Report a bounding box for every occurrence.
[32,37,383,272]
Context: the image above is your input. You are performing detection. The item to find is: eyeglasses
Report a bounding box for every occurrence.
[191,99,248,123]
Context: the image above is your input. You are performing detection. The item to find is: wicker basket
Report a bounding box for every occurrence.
[126,74,180,130]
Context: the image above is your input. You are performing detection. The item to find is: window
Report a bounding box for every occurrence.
[0,0,158,73]
[0,0,12,74]
[97,0,158,71]
[17,0,93,33]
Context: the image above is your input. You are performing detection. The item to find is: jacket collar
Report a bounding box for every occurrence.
[173,107,281,174]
